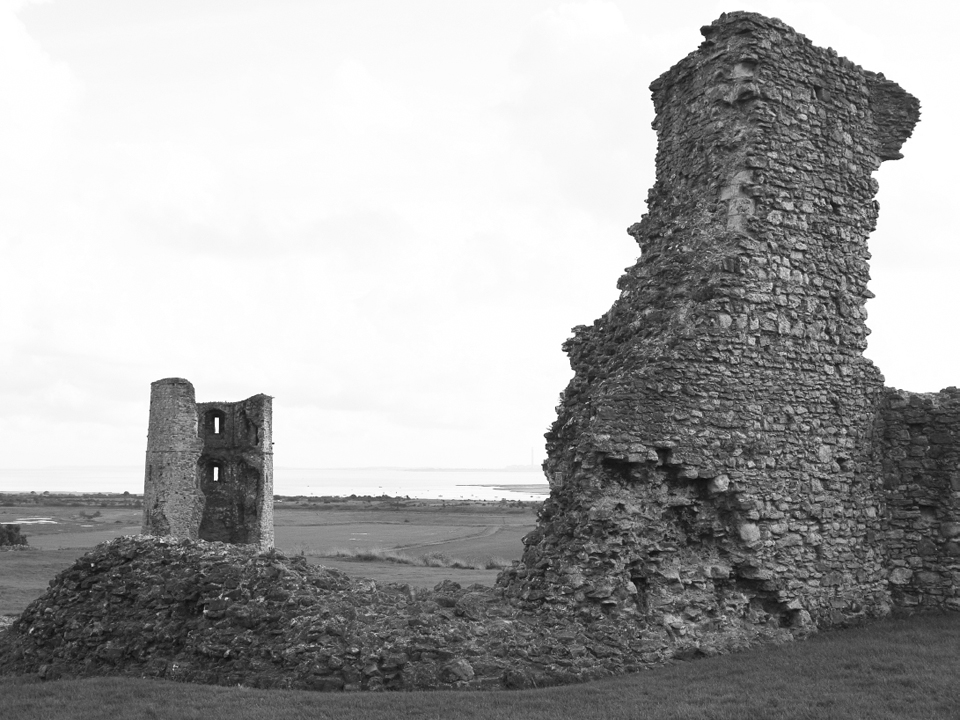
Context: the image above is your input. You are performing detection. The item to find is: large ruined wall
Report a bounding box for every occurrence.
[142,378,274,549]
[499,11,936,644]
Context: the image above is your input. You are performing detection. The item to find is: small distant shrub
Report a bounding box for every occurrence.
[0,523,28,547]
[420,552,473,569]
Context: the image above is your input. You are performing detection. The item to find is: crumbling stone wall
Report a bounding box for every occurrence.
[498,10,939,645]
[879,388,960,611]
[142,378,274,549]
[196,395,274,547]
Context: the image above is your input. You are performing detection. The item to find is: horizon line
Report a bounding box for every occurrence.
[0,464,545,472]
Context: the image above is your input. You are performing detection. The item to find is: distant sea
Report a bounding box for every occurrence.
[0,466,550,502]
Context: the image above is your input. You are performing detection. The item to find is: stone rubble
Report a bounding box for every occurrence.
[0,536,714,690]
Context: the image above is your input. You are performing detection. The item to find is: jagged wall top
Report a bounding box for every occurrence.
[501,12,927,636]
[555,11,920,473]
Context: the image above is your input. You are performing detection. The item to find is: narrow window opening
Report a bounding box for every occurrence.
[206,410,225,436]
[213,465,220,482]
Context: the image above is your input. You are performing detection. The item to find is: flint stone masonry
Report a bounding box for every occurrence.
[498,11,956,638]
[0,12,956,692]
[880,388,960,611]
[142,378,274,549]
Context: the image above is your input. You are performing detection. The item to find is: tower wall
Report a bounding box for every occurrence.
[142,378,204,539]
[197,395,274,548]
[141,379,274,549]
[880,388,960,611]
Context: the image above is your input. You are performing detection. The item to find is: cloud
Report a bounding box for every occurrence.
[527,0,631,51]
[0,1,82,235]
[501,1,650,221]
[0,2,84,358]
[331,57,414,133]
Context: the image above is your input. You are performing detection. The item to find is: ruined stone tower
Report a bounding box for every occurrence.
[142,378,274,549]
[498,12,957,647]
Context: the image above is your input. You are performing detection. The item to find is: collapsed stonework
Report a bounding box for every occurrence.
[142,378,274,549]
[498,10,960,642]
[0,537,653,690]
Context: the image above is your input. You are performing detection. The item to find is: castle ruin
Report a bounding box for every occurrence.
[142,378,274,549]
[4,12,958,691]
[499,11,959,640]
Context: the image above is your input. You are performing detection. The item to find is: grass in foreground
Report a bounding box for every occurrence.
[312,545,513,570]
[3,613,959,720]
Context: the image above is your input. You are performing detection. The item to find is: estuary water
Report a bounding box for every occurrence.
[0,466,550,502]
[278,467,549,501]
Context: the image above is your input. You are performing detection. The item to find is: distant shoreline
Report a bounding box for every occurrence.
[0,491,548,503]
[404,466,542,473]
[0,466,548,501]
[0,465,544,472]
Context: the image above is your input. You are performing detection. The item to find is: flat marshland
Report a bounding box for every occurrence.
[2,496,959,719]
[0,495,536,601]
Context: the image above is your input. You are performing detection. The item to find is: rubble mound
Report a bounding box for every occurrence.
[0,536,744,691]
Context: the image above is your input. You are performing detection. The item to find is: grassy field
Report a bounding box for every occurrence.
[2,613,959,719]
[0,499,536,616]
[0,548,82,615]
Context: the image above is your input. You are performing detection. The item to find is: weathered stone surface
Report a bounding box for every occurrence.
[889,568,913,586]
[880,388,960,610]
[141,378,204,539]
[142,378,274,549]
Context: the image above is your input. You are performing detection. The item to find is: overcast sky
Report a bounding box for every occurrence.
[1,0,957,474]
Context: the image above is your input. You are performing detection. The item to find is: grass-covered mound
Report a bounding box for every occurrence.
[0,536,674,690]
